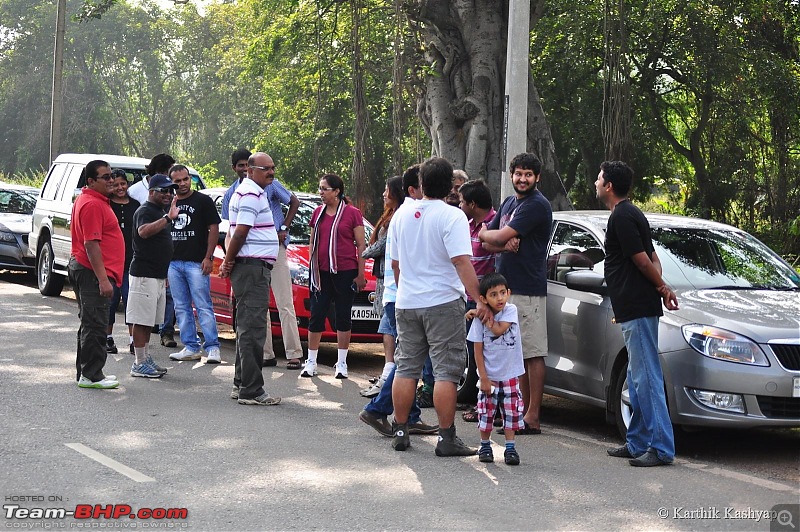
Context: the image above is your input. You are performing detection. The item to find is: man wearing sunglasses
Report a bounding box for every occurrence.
[126,174,179,379]
[68,160,125,389]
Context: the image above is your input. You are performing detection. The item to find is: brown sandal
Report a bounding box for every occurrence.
[462,407,479,423]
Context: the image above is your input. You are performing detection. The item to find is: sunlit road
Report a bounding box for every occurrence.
[1,271,798,531]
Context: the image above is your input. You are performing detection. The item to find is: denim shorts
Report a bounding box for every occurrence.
[377,302,397,337]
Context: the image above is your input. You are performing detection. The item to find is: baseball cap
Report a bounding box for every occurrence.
[148,174,178,191]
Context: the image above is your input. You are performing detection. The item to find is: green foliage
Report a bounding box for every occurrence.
[0,168,47,188]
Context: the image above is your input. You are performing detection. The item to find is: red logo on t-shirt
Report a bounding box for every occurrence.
[414,210,421,219]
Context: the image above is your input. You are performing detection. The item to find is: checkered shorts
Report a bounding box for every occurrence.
[476,377,524,432]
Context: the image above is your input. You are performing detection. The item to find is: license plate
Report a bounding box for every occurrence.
[793,376,800,398]
[351,306,380,321]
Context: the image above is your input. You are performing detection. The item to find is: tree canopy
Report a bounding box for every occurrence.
[0,0,797,256]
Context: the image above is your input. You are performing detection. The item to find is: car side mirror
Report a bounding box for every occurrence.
[565,270,608,296]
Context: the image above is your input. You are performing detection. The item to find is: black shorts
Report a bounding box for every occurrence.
[308,269,358,332]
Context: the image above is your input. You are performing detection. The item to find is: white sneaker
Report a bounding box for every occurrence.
[360,376,384,397]
[206,347,221,364]
[77,376,119,389]
[169,348,202,361]
[300,360,317,378]
[334,362,348,379]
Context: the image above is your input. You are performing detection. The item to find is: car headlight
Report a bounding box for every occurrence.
[290,265,309,287]
[681,325,769,366]
[0,230,17,243]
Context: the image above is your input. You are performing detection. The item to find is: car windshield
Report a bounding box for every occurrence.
[0,189,37,214]
[653,227,800,290]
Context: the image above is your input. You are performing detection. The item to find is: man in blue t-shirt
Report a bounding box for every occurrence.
[479,153,552,435]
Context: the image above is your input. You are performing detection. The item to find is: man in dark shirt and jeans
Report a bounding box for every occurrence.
[596,161,679,467]
[126,174,179,378]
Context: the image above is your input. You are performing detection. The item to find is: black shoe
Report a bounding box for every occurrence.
[129,343,134,355]
[607,445,636,458]
[160,334,177,348]
[416,385,434,408]
[359,409,392,437]
[106,337,118,354]
[392,422,411,451]
[629,450,673,467]
[435,426,477,457]
[408,420,439,435]
[478,446,494,463]
[262,358,278,367]
[504,448,520,466]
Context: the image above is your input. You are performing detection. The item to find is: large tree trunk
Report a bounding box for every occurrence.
[408,0,569,209]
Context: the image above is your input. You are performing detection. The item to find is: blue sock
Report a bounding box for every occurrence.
[480,439,492,450]
[505,440,516,451]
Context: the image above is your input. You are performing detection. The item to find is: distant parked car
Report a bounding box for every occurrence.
[0,182,39,271]
[458,211,800,436]
[201,188,382,343]
[29,153,207,296]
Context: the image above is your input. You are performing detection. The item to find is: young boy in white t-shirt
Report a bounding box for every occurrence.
[465,273,525,465]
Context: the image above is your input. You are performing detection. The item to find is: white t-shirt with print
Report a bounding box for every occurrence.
[467,303,525,381]
[389,198,471,309]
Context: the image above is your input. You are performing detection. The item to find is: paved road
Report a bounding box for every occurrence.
[1,272,798,531]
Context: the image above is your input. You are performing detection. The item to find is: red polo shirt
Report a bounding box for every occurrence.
[71,187,125,287]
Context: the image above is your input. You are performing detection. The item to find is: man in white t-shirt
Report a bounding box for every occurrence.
[388,157,492,457]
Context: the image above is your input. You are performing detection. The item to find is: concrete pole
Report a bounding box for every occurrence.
[500,0,530,201]
[50,0,66,165]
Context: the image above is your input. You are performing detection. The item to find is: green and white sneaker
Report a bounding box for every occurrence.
[77,376,119,389]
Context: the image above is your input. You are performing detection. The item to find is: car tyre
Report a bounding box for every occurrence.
[456,341,479,404]
[612,359,633,439]
[37,238,64,296]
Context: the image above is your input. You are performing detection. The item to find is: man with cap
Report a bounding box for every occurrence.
[126,174,179,378]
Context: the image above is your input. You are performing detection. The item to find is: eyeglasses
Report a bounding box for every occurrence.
[250,165,276,172]
[96,173,113,181]
[318,187,335,192]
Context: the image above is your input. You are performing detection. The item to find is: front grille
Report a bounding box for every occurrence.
[353,291,372,306]
[296,316,378,335]
[771,344,800,371]
[756,396,800,418]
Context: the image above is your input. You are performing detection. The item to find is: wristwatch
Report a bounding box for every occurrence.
[162,213,173,224]
[280,224,287,231]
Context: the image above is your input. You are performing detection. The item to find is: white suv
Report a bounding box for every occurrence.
[29,153,206,296]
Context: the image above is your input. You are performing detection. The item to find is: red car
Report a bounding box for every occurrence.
[202,189,382,343]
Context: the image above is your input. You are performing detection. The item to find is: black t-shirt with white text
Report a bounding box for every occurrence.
[171,191,221,262]
[130,201,173,279]
[604,200,662,322]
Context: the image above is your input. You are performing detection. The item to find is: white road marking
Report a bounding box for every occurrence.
[65,443,155,483]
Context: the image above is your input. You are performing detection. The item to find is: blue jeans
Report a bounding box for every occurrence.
[621,316,675,462]
[168,261,220,352]
[364,364,423,424]
[108,269,130,326]
[159,286,175,335]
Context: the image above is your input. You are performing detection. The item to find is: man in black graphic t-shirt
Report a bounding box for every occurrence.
[166,164,223,364]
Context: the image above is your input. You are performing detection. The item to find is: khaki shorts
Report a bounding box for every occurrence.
[510,294,547,359]
[126,275,167,327]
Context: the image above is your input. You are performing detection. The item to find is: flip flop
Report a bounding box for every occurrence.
[462,407,479,423]
[286,360,302,370]
[498,421,541,435]
[515,422,542,435]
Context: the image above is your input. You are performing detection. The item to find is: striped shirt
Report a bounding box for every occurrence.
[229,178,279,263]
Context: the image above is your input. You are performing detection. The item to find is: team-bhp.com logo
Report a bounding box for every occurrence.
[4,504,188,521]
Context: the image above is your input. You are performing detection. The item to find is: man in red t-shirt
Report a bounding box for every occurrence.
[69,160,125,389]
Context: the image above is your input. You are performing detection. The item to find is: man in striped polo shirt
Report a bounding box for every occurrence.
[219,152,281,406]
